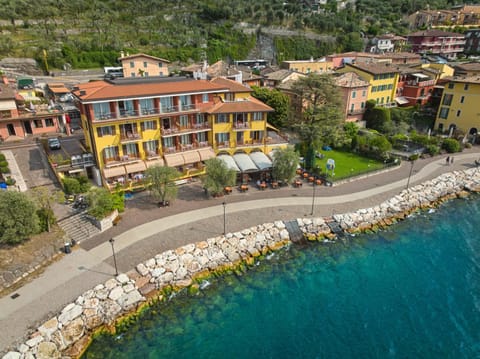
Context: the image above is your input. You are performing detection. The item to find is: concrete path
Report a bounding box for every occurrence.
[0,150,479,353]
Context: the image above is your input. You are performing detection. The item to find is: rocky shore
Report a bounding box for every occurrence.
[3,168,480,359]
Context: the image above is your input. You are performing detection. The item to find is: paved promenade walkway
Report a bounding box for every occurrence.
[1,150,479,353]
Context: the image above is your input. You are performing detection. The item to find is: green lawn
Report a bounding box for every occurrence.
[312,150,385,181]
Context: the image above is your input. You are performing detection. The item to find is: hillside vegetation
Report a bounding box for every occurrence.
[0,0,478,71]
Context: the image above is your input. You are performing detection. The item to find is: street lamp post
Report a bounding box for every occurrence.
[406,154,418,190]
[310,180,317,216]
[222,201,227,235]
[109,238,119,276]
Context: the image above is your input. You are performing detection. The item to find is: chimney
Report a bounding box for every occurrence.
[1,75,8,85]
[79,90,86,96]
[120,51,125,58]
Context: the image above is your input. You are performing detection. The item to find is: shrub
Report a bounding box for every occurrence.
[0,166,10,174]
[37,208,55,232]
[62,177,82,194]
[5,177,16,186]
[0,153,5,161]
[442,138,461,153]
[426,144,440,156]
[464,142,473,149]
[0,160,8,167]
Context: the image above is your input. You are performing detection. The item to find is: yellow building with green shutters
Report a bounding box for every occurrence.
[435,76,480,136]
[72,76,288,191]
[337,62,399,106]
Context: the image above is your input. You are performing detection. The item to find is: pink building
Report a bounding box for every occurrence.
[0,76,67,140]
[407,30,466,59]
[334,72,370,124]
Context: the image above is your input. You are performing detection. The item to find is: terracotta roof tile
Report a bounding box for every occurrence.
[119,53,170,63]
[210,77,251,92]
[206,98,273,114]
[73,78,229,101]
[346,62,400,75]
[408,30,464,38]
[0,83,16,100]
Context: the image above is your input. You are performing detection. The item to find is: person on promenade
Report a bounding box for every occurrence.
[446,156,450,165]
[450,156,454,165]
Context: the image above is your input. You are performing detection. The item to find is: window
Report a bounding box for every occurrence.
[225,93,234,101]
[235,113,247,123]
[457,110,461,117]
[461,96,465,103]
[448,83,454,89]
[442,94,453,106]
[144,140,158,155]
[361,102,365,109]
[216,133,229,144]
[130,72,135,77]
[140,99,154,114]
[103,146,118,160]
[439,107,449,119]
[180,134,191,145]
[197,132,207,142]
[352,91,356,99]
[97,126,115,137]
[141,121,157,131]
[179,95,192,110]
[464,84,469,90]
[202,93,209,103]
[160,97,173,112]
[195,113,204,124]
[34,119,43,128]
[387,96,390,103]
[362,90,366,96]
[130,61,134,68]
[253,112,263,121]
[179,115,189,127]
[143,61,148,68]
[163,137,173,148]
[158,62,163,68]
[387,84,393,90]
[122,143,138,157]
[350,104,355,112]
[144,72,149,77]
[216,114,228,123]
[93,102,111,119]
[45,118,54,127]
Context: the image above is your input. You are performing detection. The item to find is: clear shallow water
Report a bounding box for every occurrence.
[83,197,480,359]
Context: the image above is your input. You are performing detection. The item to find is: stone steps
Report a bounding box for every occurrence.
[58,211,100,244]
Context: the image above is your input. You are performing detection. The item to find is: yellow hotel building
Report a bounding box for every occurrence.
[337,63,399,106]
[72,76,287,191]
[435,76,480,136]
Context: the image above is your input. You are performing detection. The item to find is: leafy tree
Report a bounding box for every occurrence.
[272,147,300,184]
[368,135,392,160]
[291,74,344,168]
[251,86,290,128]
[145,165,180,204]
[62,176,90,195]
[30,186,64,232]
[86,187,117,219]
[0,191,40,244]
[364,107,392,134]
[202,158,236,197]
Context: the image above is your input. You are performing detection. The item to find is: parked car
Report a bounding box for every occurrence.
[48,137,61,150]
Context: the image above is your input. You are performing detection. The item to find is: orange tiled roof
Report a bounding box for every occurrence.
[118,53,170,63]
[207,98,273,114]
[345,62,400,75]
[210,77,251,92]
[73,78,229,101]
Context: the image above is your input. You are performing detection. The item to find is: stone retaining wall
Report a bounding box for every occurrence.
[4,168,480,359]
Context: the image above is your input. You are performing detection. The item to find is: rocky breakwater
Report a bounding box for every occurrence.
[297,168,480,241]
[3,222,290,359]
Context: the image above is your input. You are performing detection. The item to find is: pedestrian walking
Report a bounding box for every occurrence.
[450,156,454,165]
[446,156,450,165]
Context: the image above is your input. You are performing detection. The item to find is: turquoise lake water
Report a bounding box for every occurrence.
[83,197,480,358]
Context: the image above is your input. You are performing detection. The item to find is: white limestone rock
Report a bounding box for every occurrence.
[116,273,130,284]
[151,267,166,278]
[58,304,83,325]
[108,286,124,301]
[2,352,21,359]
[25,335,44,348]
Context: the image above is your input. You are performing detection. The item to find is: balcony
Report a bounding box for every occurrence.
[233,122,250,130]
[104,154,141,167]
[145,149,161,159]
[120,132,141,142]
[162,122,211,136]
[93,104,200,122]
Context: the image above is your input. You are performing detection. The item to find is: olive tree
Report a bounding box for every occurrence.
[30,186,65,232]
[202,158,236,197]
[0,191,40,244]
[145,165,180,205]
[272,147,300,184]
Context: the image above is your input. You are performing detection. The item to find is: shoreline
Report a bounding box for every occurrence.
[4,167,480,359]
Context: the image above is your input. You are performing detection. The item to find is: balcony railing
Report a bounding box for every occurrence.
[162,122,210,136]
[94,103,200,122]
[145,149,161,158]
[233,122,250,129]
[120,132,141,141]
